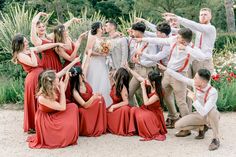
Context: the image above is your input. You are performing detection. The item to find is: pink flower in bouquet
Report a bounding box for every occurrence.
[227,77,231,82]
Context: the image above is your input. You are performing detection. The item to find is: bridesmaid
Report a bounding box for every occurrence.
[53,24,87,100]
[31,12,80,72]
[69,66,107,136]
[125,65,167,141]
[107,68,131,136]
[12,34,66,133]
[27,66,79,148]
[54,24,87,68]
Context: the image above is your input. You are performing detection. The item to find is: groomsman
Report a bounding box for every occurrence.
[104,20,128,70]
[135,22,171,67]
[136,28,206,136]
[163,8,216,75]
[135,17,180,37]
[128,22,158,106]
[159,65,220,151]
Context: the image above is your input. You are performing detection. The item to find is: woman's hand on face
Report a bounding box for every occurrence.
[140,80,146,88]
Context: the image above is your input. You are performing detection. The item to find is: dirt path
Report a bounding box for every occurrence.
[0,109,235,157]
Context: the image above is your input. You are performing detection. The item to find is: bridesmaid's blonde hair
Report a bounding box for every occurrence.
[37,70,57,100]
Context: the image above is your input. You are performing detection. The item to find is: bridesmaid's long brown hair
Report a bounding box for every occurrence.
[11,34,25,64]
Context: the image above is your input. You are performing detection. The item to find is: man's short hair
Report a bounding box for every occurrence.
[178,28,193,43]
[156,22,171,36]
[106,20,117,29]
[198,69,211,82]
[200,8,212,14]
[131,22,146,33]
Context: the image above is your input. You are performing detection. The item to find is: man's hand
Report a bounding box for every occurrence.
[187,89,196,101]
[157,63,167,71]
[131,55,140,64]
[135,17,145,23]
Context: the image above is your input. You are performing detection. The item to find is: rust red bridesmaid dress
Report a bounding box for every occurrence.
[63,42,81,67]
[76,82,107,136]
[64,42,81,101]
[41,39,62,72]
[27,102,79,148]
[18,52,43,132]
[128,92,167,141]
[107,85,131,136]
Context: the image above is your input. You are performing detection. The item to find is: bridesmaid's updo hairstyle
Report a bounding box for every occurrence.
[37,70,57,100]
[91,22,102,35]
[12,33,25,64]
[114,68,130,97]
[148,71,164,108]
[54,24,66,43]
[69,66,83,98]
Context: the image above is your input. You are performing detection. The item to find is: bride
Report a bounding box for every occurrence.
[83,22,112,107]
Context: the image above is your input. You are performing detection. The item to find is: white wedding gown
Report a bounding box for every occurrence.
[86,38,112,107]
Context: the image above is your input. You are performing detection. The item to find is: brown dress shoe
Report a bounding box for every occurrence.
[195,125,209,139]
[208,138,220,151]
[175,130,191,137]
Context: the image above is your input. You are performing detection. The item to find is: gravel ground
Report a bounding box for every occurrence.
[0,108,236,157]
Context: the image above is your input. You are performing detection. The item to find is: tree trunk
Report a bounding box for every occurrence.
[224,0,236,32]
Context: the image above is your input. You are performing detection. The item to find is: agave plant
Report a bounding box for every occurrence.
[118,10,154,35]
[68,7,106,41]
[0,3,37,54]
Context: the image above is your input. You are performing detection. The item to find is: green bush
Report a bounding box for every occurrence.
[214,33,236,53]
[0,77,24,104]
[216,80,236,111]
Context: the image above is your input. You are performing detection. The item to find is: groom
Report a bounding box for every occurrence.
[104,20,128,71]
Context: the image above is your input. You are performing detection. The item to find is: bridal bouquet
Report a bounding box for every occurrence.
[98,39,111,55]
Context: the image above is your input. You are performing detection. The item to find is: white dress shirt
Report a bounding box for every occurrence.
[166,68,218,116]
[142,37,206,72]
[177,16,216,59]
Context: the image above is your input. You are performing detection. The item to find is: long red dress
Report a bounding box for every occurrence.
[18,52,43,132]
[107,85,131,136]
[41,39,62,72]
[27,101,79,148]
[64,42,81,101]
[128,92,167,141]
[76,82,107,136]
[63,42,81,67]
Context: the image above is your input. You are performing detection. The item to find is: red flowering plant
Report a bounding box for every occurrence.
[211,63,236,90]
